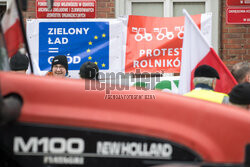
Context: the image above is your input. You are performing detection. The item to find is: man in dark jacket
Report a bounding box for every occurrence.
[10,52,29,74]
[231,61,250,84]
[229,82,250,110]
[79,61,99,80]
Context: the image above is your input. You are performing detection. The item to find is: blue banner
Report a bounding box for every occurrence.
[39,22,110,71]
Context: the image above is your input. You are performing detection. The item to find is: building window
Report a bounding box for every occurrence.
[0,0,6,19]
[173,2,205,16]
[132,2,164,17]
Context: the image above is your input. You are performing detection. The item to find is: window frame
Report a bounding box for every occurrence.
[0,0,6,6]
[168,0,210,17]
[126,0,167,16]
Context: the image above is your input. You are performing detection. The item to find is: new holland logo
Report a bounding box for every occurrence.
[96,141,173,158]
[13,136,174,164]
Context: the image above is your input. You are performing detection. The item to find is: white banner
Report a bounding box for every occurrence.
[26,14,211,79]
[26,19,126,78]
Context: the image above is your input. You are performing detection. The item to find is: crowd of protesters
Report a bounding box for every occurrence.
[9,54,99,80]
[183,63,249,109]
[8,52,250,110]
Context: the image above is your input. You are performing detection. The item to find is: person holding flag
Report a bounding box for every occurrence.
[184,65,229,104]
[1,0,33,73]
[1,0,24,58]
[178,9,237,97]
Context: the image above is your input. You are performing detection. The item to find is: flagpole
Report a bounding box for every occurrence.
[0,25,11,71]
[0,25,8,56]
[15,0,33,73]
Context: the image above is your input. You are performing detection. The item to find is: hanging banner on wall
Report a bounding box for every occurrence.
[27,19,125,78]
[39,22,109,71]
[36,0,96,18]
[26,14,212,78]
[125,14,212,73]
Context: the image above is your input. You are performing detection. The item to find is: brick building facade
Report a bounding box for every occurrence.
[221,0,249,68]
[22,0,249,70]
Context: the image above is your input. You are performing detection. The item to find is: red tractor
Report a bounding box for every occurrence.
[0,1,250,167]
[1,71,250,167]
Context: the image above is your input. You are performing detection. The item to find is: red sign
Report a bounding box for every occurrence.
[36,0,96,18]
[125,15,203,73]
[226,7,250,24]
[227,0,250,6]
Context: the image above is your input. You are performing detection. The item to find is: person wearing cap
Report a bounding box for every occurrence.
[184,65,229,104]
[10,52,29,74]
[79,61,99,80]
[229,82,250,110]
[47,55,68,78]
[231,61,250,84]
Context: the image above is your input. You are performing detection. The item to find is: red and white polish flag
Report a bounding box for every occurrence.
[1,0,23,57]
[178,9,237,95]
